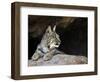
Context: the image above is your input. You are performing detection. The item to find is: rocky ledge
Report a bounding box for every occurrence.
[28,54,87,66]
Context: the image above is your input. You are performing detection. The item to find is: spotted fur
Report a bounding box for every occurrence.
[31,25,61,61]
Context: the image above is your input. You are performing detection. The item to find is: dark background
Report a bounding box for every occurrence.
[28,15,87,59]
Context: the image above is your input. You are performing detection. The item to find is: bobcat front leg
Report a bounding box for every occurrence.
[31,46,42,61]
[31,52,40,61]
[43,53,53,61]
[43,49,55,61]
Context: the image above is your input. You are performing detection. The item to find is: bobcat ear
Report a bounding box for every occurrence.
[53,25,56,31]
[46,26,52,33]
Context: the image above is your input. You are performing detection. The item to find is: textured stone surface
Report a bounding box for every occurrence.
[28,54,87,66]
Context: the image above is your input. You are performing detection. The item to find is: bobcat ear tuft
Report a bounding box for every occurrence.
[46,26,52,33]
[53,25,56,31]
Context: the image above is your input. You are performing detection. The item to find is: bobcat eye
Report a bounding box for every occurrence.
[48,45,50,48]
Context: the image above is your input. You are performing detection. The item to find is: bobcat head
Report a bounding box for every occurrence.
[43,25,61,50]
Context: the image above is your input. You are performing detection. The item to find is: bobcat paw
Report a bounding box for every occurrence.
[43,54,53,61]
[31,54,40,61]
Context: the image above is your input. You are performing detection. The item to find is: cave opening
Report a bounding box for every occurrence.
[28,15,87,59]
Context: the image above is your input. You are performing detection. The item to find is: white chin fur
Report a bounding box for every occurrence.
[50,44,59,49]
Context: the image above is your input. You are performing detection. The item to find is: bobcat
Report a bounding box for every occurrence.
[30,25,87,65]
[31,25,61,61]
